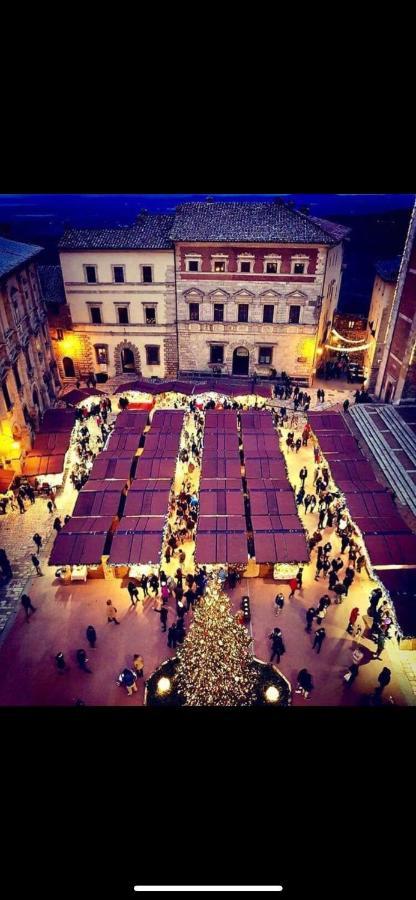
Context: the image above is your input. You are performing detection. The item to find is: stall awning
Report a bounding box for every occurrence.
[150,411,185,432]
[377,569,416,638]
[72,489,123,517]
[61,388,103,405]
[242,434,280,458]
[308,413,350,432]
[240,411,276,433]
[244,458,287,479]
[90,453,134,480]
[22,454,66,477]
[61,515,114,535]
[318,434,362,455]
[39,409,75,433]
[29,433,72,455]
[124,489,171,517]
[0,469,15,493]
[114,411,149,431]
[204,411,238,432]
[249,490,298,516]
[365,534,416,567]
[135,457,177,479]
[201,458,242,479]
[345,492,399,518]
[254,531,309,564]
[49,532,109,566]
[107,433,141,452]
[202,432,240,456]
[199,489,245,517]
[109,516,165,564]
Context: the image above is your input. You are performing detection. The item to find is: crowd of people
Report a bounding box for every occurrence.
[70,398,113,491]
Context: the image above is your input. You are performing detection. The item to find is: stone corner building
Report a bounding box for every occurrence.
[56,200,349,385]
[0,236,59,472]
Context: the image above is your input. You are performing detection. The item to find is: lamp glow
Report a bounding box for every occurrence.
[265,685,280,704]
[157,677,171,696]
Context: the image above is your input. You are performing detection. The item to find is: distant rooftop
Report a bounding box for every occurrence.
[58,200,350,251]
[375,256,401,283]
[59,213,175,251]
[38,265,66,304]
[0,235,43,279]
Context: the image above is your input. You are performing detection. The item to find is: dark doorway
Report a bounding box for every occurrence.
[32,388,39,408]
[232,347,249,376]
[63,357,75,377]
[121,347,135,373]
[385,380,395,404]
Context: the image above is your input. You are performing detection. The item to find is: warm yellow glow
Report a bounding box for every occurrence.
[324,341,373,353]
[316,347,323,356]
[60,334,82,357]
[265,685,280,703]
[157,677,171,696]
[297,337,316,360]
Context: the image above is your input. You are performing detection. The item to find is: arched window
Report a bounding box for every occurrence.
[63,357,76,377]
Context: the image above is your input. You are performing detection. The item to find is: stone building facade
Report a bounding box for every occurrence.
[56,200,349,385]
[375,200,416,403]
[366,258,400,393]
[0,237,59,472]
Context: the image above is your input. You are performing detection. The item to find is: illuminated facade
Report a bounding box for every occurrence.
[0,237,59,472]
[57,201,349,385]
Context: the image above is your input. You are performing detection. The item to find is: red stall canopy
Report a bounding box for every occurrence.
[204,411,238,432]
[72,489,123,517]
[308,413,350,432]
[318,434,363,456]
[0,469,15,493]
[124,488,170,517]
[201,458,242,479]
[345,492,399,518]
[203,433,240,456]
[254,531,309,564]
[22,454,66,477]
[242,434,281,458]
[199,490,245,517]
[249,490,298,516]
[109,516,165,564]
[90,453,134,480]
[107,433,141,452]
[62,388,103,405]
[244,458,287,479]
[150,411,184,432]
[199,478,243,492]
[39,409,75,433]
[365,533,416,567]
[115,411,149,431]
[135,457,177,479]
[240,411,275,433]
[49,532,109,566]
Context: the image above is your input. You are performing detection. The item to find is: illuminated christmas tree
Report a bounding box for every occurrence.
[175,577,257,706]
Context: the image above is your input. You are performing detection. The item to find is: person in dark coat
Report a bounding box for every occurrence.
[86,625,96,648]
[373,631,386,659]
[31,554,43,576]
[296,669,314,698]
[17,494,26,514]
[305,607,316,632]
[175,619,186,643]
[53,517,62,534]
[160,606,168,632]
[343,398,350,413]
[296,567,304,589]
[185,588,196,611]
[21,593,36,621]
[375,667,391,696]
[127,581,139,605]
[344,663,359,686]
[76,649,92,673]
[55,651,67,673]
[341,533,350,554]
[167,622,177,649]
[299,466,308,485]
[33,533,42,552]
[274,593,285,616]
[313,627,326,654]
[333,582,346,602]
[269,628,285,664]
[0,549,13,581]
[328,570,339,591]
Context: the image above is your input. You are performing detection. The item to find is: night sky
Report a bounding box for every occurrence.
[0,194,414,314]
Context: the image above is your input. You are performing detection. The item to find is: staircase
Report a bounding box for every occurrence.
[349,405,416,516]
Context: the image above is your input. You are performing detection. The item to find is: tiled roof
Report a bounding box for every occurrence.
[375,256,401,283]
[0,235,43,279]
[169,200,344,244]
[59,213,175,250]
[38,265,67,304]
[309,216,351,242]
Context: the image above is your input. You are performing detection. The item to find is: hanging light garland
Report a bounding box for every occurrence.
[330,328,371,345]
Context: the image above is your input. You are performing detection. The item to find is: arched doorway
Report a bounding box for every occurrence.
[63,357,75,378]
[232,346,249,376]
[121,347,135,373]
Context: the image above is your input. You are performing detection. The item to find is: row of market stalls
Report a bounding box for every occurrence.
[114,377,273,400]
[308,411,416,647]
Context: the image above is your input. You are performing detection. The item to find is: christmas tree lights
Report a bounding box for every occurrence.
[175,577,257,707]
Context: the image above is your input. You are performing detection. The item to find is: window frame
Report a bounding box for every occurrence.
[88,304,103,325]
[141,265,154,284]
[84,264,98,284]
[290,255,309,276]
[209,345,224,365]
[94,344,108,365]
[146,345,160,366]
[211,255,229,274]
[143,304,157,326]
[187,259,200,273]
[189,303,200,322]
[288,305,301,324]
[116,305,130,325]
[258,346,273,365]
[112,265,126,284]
[238,304,249,323]
[263,305,274,324]
[213,303,224,322]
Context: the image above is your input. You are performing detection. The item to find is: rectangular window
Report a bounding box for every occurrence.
[141,266,153,283]
[146,346,160,365]
[2,380,12,412]
[263,305,274,323]
[85,265,97,284]
[289,305,301,324]
[214,260,226,273]
[95,346,108,365]
[214,304,224,322]
[266,262,278,274]
[188,260,199,272]
[258,347,272,365]
[117,307,129,325]
[240,261,251,273]
[294,263,305,275]
[210,345,224,365]
[145,307,156,325]
[238,304,249,322]
[189,303,200,321]
[112,265,125,283]
[90,306,102,324]
[13,363,21,391]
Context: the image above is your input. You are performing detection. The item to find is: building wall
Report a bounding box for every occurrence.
[378,213,416,403]
[175,242,334,382]
[366,275,396,392]
[0,262,60,472]
[59,249,177,378]
[314,242,345,370]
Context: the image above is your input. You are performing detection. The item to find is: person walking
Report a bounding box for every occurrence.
[31,554,43,576]
[119,668,138,696]
[274,593,285,616]
[76,649,92,673]
[288,577,298,599]
[168,622,178,649]
[53,517,62,534]
[86,625,97,648]
[343,398,350,413]
[305,607,316,633]
[356,553,366,574]
[27,485,36,504]
[133,654,144,679]
[375,667,391,697]
[21,593,36,621]
[33,533,43,552]
[160,605,168,632]
[328,570,339,591]
[17,494,26,514]
[312,627,326,654]
[299,466,308,486]
[296,567,304,589]
[269,628,286,664]
[127,581,139,605]
[347,608,360,635]
[373,630,386,659]
[344,663,359,686]
[55,651,67,673]
[49,489,57,510]
[295,669,314,699]
[106,600,120,624]
[47,499,54,514]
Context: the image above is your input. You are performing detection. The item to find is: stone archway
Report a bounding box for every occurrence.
[114,340,142,377]
[226,339,255,377]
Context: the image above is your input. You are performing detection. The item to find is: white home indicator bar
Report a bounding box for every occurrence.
[134,887,283,892]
